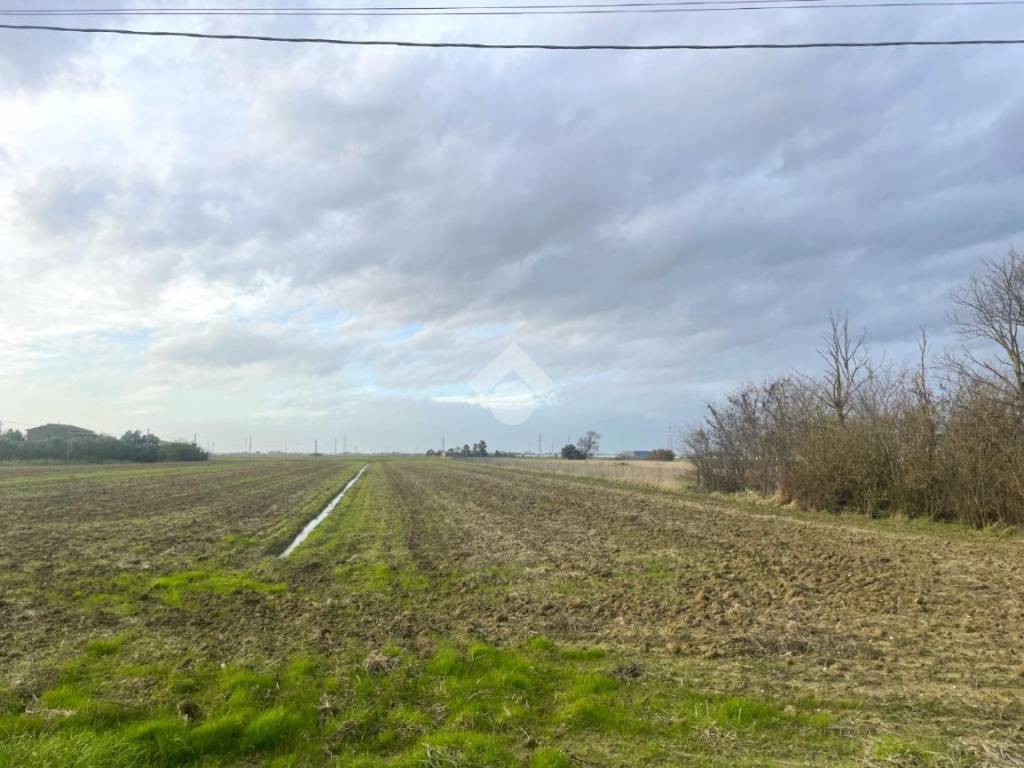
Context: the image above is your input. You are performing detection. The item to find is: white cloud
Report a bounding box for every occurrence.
[2,10,1023,450]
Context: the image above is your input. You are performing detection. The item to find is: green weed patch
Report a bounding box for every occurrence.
[0,635,859,767]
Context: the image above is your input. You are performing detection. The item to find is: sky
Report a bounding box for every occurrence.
[1,1,1022,454]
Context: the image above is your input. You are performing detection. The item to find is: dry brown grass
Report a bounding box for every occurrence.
[484,456,695,491]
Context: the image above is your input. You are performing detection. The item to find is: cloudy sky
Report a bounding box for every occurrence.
[1,2,1022,454]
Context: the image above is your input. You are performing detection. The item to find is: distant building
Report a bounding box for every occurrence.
[630,450,652,459]
[26,423,96,442]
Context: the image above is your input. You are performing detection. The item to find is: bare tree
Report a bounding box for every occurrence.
[911,326,934,412]
[575,430,601,459]
[949,248,1024,406]
[811,311,871,424]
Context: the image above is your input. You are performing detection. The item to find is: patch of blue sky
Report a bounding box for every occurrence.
[93,328,153,354]
[341,362,378,390]
[387,323,422,342]
[456,323,512,342]
[266,307,352,334]
[30,329,150,379]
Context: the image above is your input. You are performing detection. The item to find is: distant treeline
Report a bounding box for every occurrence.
[427,441,518,458]
[685,249,1024,528]
[0,429,208,463]
[426,434,605,460]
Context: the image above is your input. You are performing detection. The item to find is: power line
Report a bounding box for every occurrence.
[4,0,1024,13]
[0,1,846,10]
[3,21,1024,47]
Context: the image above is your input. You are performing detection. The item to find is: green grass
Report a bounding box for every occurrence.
[80,569,287,613]
[295,471,432,599]
[0,635,856,768]
[144,570,286,608]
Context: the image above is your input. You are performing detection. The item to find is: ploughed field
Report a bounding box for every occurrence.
[0,458,1021,767]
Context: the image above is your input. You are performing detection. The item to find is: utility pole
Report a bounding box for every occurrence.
[248,435,252,461]
[193,433,197,447]
[314,438,318,456]
[538,434,542,457]
[343,434,347,454]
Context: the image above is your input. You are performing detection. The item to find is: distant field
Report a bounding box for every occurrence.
[484,456,695,491]
[1,458,1022,766]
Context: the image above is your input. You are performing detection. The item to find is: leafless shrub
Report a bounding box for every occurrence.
[685,377,806,495]
[684,249,1024,527]
[941,379,1024,526]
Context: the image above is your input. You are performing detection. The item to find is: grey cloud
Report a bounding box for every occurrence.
[5,9,1024,449]
[18,169,117,235]
[0,29,93,92]
[150,322,345,376]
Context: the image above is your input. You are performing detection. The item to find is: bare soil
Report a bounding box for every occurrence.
[2,456,1022,762]
[368,461,1024,719]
